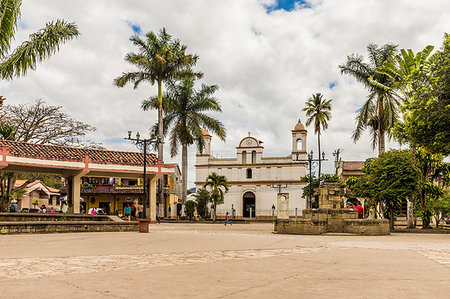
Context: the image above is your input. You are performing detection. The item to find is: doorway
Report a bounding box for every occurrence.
[243,192,255,218]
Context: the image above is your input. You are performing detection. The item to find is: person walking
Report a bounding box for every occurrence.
[224,212,232,226]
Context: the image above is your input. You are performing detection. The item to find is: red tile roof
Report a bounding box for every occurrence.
[342,161,364,171]
[1,140,158,166]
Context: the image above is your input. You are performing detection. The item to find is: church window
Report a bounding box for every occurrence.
[246,168,252,179]
[242,151,247,164]
[297,139,302,151]
[251,151,256,163]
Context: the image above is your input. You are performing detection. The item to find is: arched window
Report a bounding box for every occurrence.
[251,151,256,163]
[297,139,302,151]
[242,151,247,164]
[246,168,252,179]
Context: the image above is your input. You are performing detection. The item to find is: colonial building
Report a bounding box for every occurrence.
[195,120,309,219]
[70,164,182,217]
[15,180,61,211]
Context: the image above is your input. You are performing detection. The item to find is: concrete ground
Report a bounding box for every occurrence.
[0,223,449,299]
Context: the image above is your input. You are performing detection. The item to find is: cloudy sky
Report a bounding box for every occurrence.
[2,0,449,187]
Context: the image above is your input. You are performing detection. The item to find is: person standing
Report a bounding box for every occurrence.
[137,203,144,219]
[124,204,131,222]
[224,212,232,226]
[355,203,364,219]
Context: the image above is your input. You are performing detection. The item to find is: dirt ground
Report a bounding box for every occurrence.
[0,223,449,298]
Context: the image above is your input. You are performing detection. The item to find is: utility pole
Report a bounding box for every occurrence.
[125,131,157,219]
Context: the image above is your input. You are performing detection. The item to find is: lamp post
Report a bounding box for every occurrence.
[125,131,157,219]
[295,151,327,209]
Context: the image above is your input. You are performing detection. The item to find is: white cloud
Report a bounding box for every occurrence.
[3,0,449,187]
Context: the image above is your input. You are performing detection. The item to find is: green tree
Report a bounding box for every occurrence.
[184,200,197,221]
[114,28,202,161]
[303,93,332,178]
[339,43,399,154]
[366,150,420,230]
[0,0,79,80]
[401,34,450,155]
[195,188,210,220]
[142,79,226,203]
[431,191,450,229]
[204,172,228,220]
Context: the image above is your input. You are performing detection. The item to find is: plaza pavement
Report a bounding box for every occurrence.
[0,223,449,298]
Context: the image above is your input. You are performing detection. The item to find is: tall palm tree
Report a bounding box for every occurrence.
[142,79,226,204]
[303,93,332,178]
[204,172,229,221]
[0,0,79,80]
[339,43,399,154]
[114,28,202,161]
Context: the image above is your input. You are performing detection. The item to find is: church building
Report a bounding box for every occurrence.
[195,120,309,219]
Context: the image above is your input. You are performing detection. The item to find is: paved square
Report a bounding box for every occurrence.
[0,223,449,298]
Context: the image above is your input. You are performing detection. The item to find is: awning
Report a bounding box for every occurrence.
[58,195,85,202]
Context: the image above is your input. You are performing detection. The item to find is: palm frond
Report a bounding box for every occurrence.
[0,0,21,58]
[0,19,79,79]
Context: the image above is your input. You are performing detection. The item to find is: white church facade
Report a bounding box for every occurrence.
[195,120,309,219]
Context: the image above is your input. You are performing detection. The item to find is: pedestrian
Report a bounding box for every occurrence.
[91,208,97,216]
[124,204,131,222]
[130,203,136,220]
[137,203,144,219]
[61,202,68,214]
[50,207,55,213]
[224,212,232,226]
[355,203,364,219]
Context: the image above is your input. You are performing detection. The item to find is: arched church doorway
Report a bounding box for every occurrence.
[243,191,255,218]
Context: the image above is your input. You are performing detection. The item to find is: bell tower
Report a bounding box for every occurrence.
[198,126,211,155]
[291,119,307,160]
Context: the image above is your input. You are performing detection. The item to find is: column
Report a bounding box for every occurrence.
[149,176,158,223]
[67,173,83,214]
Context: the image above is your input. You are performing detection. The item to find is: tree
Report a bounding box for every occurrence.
[204,172,228,220]
[401,34,450,155]
[142,79,226,203]
[195,188,210,220]
[303,93,332,178]
[431,192,450,229]
[184,200,197,221]
[365,150,420,230]
[0,0,79,80]
[339,43,399,154]
[114,28,202,161]
[0,99,96,145]
[0,100,96,211]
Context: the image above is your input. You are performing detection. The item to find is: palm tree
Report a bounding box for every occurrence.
[204,172,228,221]
[339,43,399,154]
[303,93,332,178]
[114,28,202,161]
[0,0,79,80]
[142,79,226,204]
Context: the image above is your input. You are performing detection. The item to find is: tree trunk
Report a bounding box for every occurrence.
[181,143,188,204]
[390,206,394,231]
[157,80,164,216]
[378,99,385,155]
[213,202,216,221]
[317,128,321,181]
[157,81,164,161]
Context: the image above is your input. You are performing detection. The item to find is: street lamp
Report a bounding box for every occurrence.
[125,131,157,219]
[295,151,327,209]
